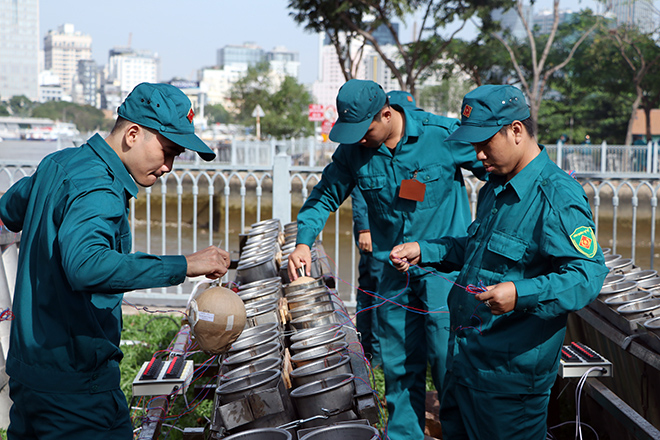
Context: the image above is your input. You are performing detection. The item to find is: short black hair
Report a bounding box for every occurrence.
[498,117,535,138]
[111,116,158,138]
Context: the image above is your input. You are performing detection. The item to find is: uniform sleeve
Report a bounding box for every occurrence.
[418,235,469,269]
[296,147,356,247]
[513,192,609,319]
[351,187,369,241]
[58,189,186,293]
[0,176,34,232]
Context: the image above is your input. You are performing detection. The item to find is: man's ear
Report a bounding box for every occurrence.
[382,107,392,122]
[511,120,524,143]
[124,123,141,147]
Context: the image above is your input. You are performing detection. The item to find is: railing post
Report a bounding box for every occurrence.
[647,141,653,174]
[601,141,607,173]
[557,141,563,169]
[308,136,316,168]
[272,152,292,224]
[270,139,277,168]
[654,141,659,174]
[231,137,237,166]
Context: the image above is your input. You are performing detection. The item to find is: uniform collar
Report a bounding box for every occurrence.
[87,133,139,198]
[376,107,422,155]
[492,145,548,200]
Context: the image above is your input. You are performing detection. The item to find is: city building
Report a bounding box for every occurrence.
[217,42,264,70]
[312,23,400,108]
[0,0,39,101]
[533,8,576,34]
[197,65,245,108]
[200,43,300,110]
[72,59,100,107]
[267,46,300,81]
[38,69,63,103]
[492,5,533,41]
[43,23,92,96]
[104,47,160,106]
[607,0,658,33]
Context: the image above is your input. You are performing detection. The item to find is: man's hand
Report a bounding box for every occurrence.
[475,281,518,315]
[185,246,230,279]
[389,242,421,272]
[288,244,312,281]
[358,231,372,252]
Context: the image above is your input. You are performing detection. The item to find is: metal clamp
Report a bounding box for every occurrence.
[621,332,642,350]
[277,414,329,430]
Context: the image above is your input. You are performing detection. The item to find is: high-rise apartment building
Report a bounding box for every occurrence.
[313,23,400,107]
[607,0,657,33]
[533,8,575,34]
[105,47,159,99]
[200,44,300,109]
[73,59,100,107]
[267,46,300,80]
[43,23,92,96]
[0,0,40,101]
[217,43,265,69]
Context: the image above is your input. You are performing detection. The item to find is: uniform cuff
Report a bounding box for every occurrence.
[296,228,317,248]
[161,255,187,285]
[418,240,447,265]
[513,279,538,313]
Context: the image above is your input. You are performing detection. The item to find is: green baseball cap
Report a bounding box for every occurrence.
[387,90,417,109]
[446,85,530,143]
[329,79,387,144]
[117,82,215,161]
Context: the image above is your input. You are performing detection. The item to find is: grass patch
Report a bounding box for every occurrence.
[122,312,215,439]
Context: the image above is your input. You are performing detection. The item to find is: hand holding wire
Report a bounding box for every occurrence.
[390,242,421,272]
[474,281,518,315]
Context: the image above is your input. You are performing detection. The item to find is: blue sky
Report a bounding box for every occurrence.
[39,0,627,86]
[39,0,321,84]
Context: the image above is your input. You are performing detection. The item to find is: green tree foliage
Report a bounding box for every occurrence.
[8,95,35,117]
[288,0,514,95]
[231,62,314,138]
[0,102,9,116]
[604,25,660,144]
[262,76,314,138]
[204,103,230,125]
[443,35,512,87]
[489,4,601,134]
[230,61,273,126]
[32,101,111,133]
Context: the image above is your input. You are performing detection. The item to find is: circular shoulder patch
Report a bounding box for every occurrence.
[570,226,597,258]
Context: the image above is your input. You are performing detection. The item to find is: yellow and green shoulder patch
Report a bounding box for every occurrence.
[570,226,598,258]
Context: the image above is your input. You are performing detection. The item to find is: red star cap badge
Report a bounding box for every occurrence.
[463,105,472,118]
[187,108,195,123]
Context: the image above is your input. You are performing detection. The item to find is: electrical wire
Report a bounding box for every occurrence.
[547,367,604,440]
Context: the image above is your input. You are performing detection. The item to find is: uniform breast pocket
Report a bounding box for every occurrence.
[115,231,131,254]
[414,165,444,209]
[357,174,387,216]
[486,230,527,276]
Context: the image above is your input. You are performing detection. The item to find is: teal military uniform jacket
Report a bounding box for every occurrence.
[296,106,484,262]
[0,134,187,394]
[419,147,609,394]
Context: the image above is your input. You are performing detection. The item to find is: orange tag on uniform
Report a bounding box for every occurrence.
[399,179,426,202]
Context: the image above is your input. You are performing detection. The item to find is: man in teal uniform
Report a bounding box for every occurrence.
[288,79,484,439]
[390,85,609,439]
[0,82,231,439]
[349,91,419,368]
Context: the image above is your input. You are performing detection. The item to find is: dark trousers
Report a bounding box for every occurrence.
[8,378,133,440]
[355,250,383,366]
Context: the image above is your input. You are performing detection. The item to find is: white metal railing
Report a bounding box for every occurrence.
[2,142,660,306]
